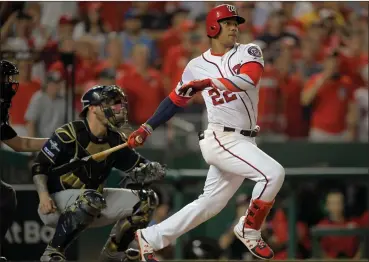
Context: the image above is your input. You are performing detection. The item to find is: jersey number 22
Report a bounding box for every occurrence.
[208,89,237,106]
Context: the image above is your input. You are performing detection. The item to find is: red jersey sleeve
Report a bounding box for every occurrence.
[168,64,196,107]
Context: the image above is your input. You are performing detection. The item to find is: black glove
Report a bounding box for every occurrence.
[119,162,166,189]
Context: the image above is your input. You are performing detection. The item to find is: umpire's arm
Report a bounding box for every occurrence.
[1,123,47,152]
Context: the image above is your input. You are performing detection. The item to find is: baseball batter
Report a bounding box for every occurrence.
[128,4,285,261]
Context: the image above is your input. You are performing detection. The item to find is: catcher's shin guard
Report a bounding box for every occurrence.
[101,189,159,254]
[40,245,66,262]
[46,190,106,259]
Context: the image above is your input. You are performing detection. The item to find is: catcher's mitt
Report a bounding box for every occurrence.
[119,162,166,190]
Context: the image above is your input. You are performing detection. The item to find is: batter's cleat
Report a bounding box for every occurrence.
[40,245,66,262]
[234,224,274,260]
[135,230,158,262]
[233,199,275,260]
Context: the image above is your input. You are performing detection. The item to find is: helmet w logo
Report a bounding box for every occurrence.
[226,5,237,14]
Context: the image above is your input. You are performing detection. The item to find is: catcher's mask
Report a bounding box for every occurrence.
[0,60,19,122]
[81,85,128,129]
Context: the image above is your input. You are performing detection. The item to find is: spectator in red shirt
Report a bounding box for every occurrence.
[339,30,368,88]
[317,190,361,259]
[117,44,165,125]
[257,62,282,135]
[301,54,356,142]
[276,38,310,138]
[8,58,41,136]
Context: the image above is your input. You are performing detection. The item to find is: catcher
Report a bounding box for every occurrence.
[31,85,166,262]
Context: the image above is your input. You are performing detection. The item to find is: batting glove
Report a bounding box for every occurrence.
[127,124,153,148]
[178,79,214,96]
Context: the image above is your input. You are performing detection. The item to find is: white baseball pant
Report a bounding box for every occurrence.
[141,125,285,250]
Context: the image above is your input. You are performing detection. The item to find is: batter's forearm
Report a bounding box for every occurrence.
[33,174,49,195]
[146,96,183,130]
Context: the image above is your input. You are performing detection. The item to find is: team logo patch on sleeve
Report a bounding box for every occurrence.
[50,140,60,152]
[41,139,61,162]
[247,46,262,58]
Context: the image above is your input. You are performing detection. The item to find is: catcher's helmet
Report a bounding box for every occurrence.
[0,60,19,123]
[80,85,128,128]
[206,4,245,38]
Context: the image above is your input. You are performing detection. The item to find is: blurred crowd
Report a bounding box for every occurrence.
[0,2,368,260]
[0,1,368,145]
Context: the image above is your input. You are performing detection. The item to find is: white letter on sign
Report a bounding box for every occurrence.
[24,221,40,244]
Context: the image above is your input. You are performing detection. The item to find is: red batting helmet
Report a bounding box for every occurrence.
[206,4,245,38]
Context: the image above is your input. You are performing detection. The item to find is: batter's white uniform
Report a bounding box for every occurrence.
[142,43,285,250]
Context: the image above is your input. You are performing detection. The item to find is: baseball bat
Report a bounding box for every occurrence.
[90,142,128,161]
[50,142,128,176]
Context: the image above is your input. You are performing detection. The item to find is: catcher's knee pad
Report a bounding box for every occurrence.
[136,189,159,215]
[76,189,107,217]
[130,189,159,227]
[108,189,159,251]
[49,189,106,252]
